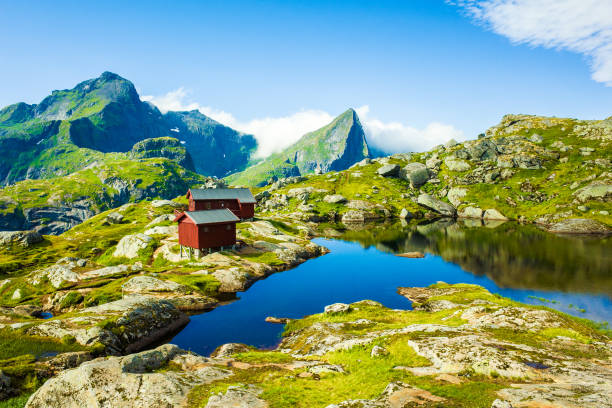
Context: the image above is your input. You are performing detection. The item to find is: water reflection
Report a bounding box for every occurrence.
[338,219,612,296]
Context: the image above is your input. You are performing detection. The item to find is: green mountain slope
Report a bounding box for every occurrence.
[0,72,257,184]
[227,108,371,186]
[254,114,612,231]
[0,157,210,234]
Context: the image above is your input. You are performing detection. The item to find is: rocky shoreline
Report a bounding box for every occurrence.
[19,283,612,408]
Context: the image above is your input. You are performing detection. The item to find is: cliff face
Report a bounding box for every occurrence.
[0,72,257,185]
[227,108,371,186]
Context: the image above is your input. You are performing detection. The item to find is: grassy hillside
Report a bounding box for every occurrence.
[251,114,611,228]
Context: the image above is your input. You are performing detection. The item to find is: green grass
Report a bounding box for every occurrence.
[164,273,220,296]
[0,329,87,360]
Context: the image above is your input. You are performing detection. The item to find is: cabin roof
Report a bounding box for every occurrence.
[188,188,256,204]
[182,209,240,225]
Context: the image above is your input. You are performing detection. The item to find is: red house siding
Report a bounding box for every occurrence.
[239,203,255,219]
[178,217,236,250]
[188,198,253,219]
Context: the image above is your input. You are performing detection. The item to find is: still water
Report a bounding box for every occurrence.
[170,219,612,356]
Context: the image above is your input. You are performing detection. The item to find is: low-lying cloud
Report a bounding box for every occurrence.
[451,0,612,86]
[141,89,464,158]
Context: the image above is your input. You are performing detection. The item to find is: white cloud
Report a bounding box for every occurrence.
[142,90,463,158]
[452,0,612,85]
[356,105,465,153]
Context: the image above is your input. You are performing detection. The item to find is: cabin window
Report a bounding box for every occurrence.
[226,224,231,230]
[221,202,225,207]
[206,203,211,209]
[203,227,209,232]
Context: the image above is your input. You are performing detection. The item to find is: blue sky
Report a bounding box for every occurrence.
[1,0,610,154]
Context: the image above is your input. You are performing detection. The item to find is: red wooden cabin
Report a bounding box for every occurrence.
[186,188,256,219]
[174,209,239,252]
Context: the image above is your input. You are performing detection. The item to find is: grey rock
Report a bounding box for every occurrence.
[529,133,543,143]
[548,218,610,235]
[25,344,231,408]
[491,400,513,408]
[399,208,413,219]
[370,345,389,357]
[417,194,456,217]
[324,303,351,314]
[143,225,177,236]
[210,343,251,358]
[447,187,467,207]
[121,276,185,294]
[30,265,80,289]
[444,157,470,172]
[150,199,181,208]
[376,164,400,177]
[113,233,154,259]
[0,370,10,400]
[574,184,612,203]
[323,194,347,204]
[0,230,43,247]
[459,206,483,219]
[212,268,250,292]
[205,385,267,408]
[400,163,429,187]
[106,212,124,224]
[483,209,508,220]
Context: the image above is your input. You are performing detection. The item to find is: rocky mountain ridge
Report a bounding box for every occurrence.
[0,72,257,185]
[227,108,372,186]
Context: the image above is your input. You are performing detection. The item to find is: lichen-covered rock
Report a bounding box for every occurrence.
[210,343,252,358]
[417,194,456,217]
[483,208,508,220]
[376,164,400,177]
[27,296,188,354]
[447,187,467,207]
[121,276,185,293]
[324,303,351,314]
[323,194,348,204]
[444,157,471,172]
[574,183,612,203]
[326,382,445,408]
[212,268,250,292]
[150,199,182,208]
[113,233,154,259]
[105,212,124,224]
[0,230,42,247]
[205,385,267,408]
[458,206,483,219]
[25,344,231,408]
[400,162,430,187]
[143,225,177,236]
[30,265,80,289]
[547,218,610,235]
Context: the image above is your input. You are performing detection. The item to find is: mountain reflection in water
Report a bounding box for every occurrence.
[339,219,612,297]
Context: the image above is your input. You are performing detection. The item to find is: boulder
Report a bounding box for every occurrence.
[323,194,348,204]
[210,343,251,358]
[417,194,456,217]
[106,212,124,224]
[458,206,483,219]
[205,385,267,408]
[27,296,189,354]
[113,234,154,259]
[371,345,389,357]
[121,276,185,294]
[574,184,612,203]
[400,163,430,187]
[447,187,467,207]
[444,157,470,172]
[341,210,380,223]
[143,225,178,236]
[0,370,10,400]
[324,303,351,314]
[483,209,508,220]
[146,214,175,227]
[30,265,80,289]
[212,268,250,292]
[151,200,181,208]
[547,218,610,235]
[399,208,413,219]
[25,344,231,408]
[83,264,140,278]
[376,164,400,177]
[0,230,42,247]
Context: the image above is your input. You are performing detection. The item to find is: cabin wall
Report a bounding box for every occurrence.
[197,223,236,249]
[189,199,241,216]
[178,220,198,248]
[239,203,255,219]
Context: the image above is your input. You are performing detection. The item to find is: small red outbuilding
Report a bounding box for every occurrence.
[174,208,239,252]
[186,188,256,220]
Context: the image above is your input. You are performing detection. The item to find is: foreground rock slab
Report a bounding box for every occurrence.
[25,344,231,408]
